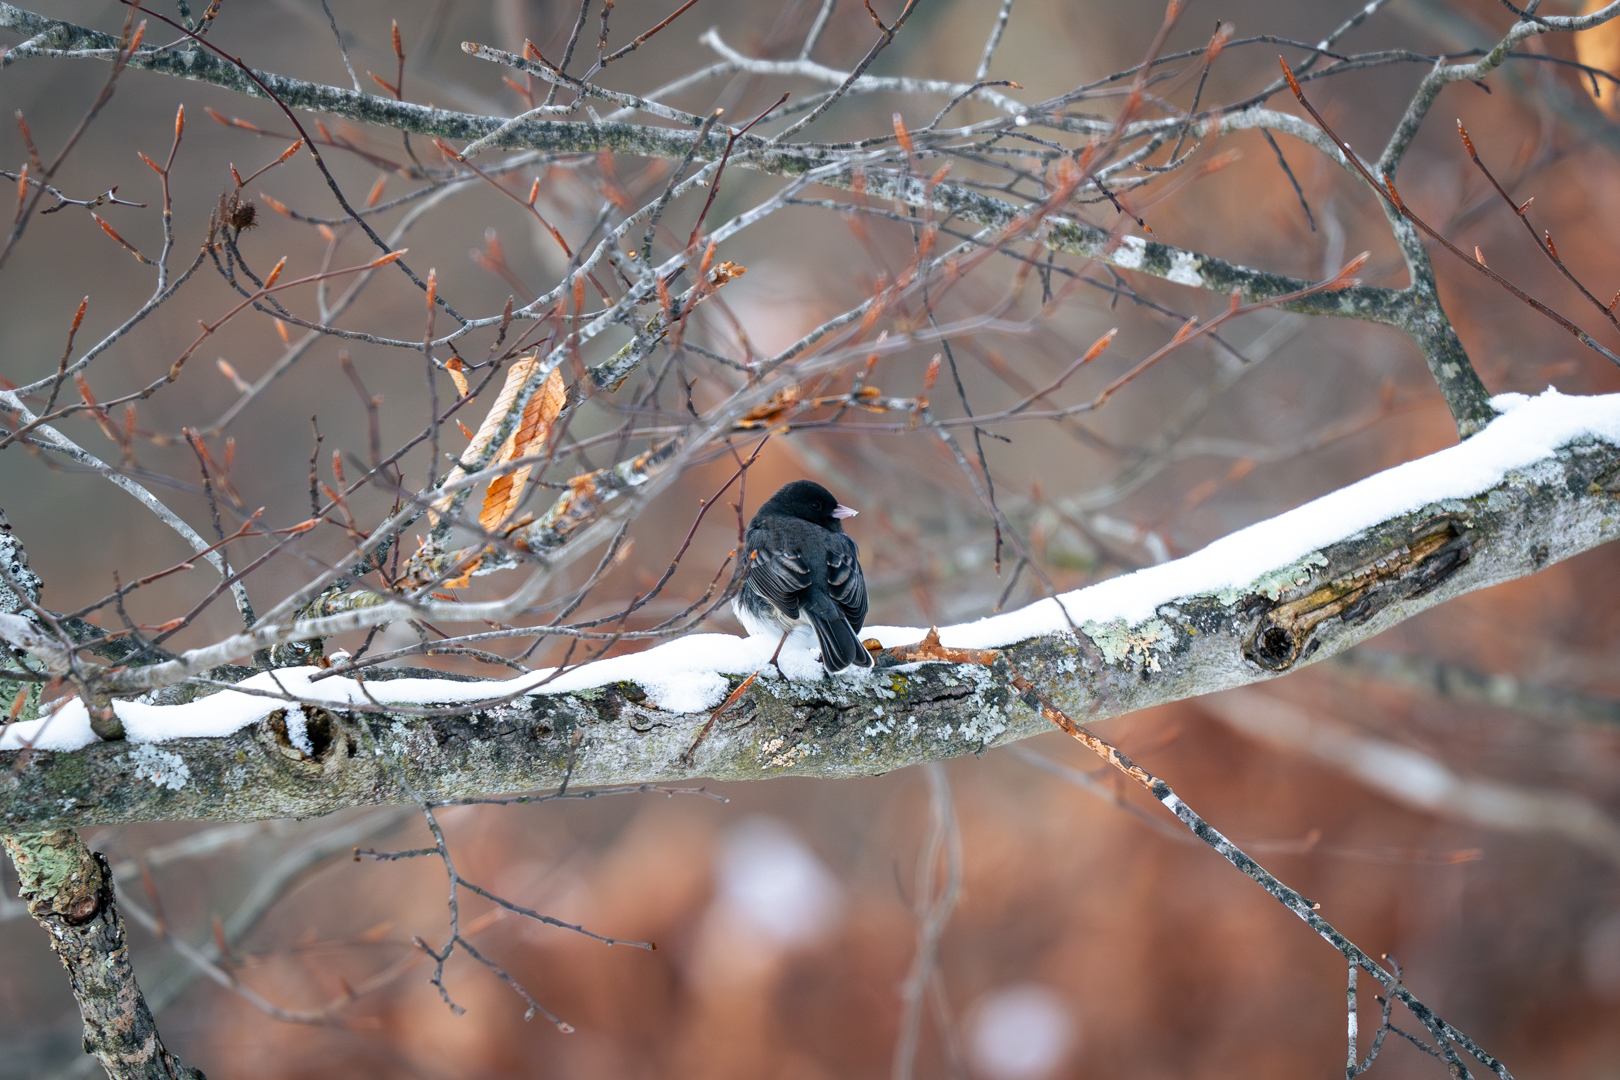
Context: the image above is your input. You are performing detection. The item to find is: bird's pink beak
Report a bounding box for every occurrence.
[832,504,858,519]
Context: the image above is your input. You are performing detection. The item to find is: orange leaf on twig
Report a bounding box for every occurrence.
[445,356,470,398]
[479,366,566,532]
[441,549,485,589]
[735,384,802,429]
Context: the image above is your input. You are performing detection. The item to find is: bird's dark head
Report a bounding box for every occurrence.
[758,479,857,530]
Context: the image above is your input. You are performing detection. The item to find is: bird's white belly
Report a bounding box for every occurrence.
[732,595,810,639]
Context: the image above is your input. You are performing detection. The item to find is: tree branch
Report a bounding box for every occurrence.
[0,828,205,1079]
[1379,1,1620,178]
[1204,688,1620,865]
[0,2,1498,434]
[4,429,1618,832]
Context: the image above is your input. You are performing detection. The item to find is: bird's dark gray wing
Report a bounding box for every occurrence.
[825,534,868,630]
[746,544,811,618]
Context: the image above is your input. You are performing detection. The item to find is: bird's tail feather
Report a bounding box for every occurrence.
[808,606,873,672]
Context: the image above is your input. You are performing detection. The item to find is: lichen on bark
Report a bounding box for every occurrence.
[3,438,1617,834]
[1,828,205,1079]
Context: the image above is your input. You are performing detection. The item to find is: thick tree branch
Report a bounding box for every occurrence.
[0,829,205,1079]
[4,432,1617,832]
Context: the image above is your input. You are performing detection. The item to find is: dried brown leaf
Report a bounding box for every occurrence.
[445,356,470,398]
[735,384,801,428]
[479,367,565,531]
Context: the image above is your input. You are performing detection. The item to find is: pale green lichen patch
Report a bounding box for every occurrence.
[1083,617,1173,672]
[758,735,815,770]
[0,828,101,916]
[954,701,1008,744]
[126,744,190,790]
[0,679,40,724]
[1216,552,1328,605]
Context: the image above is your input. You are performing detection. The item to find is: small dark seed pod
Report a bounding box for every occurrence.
[229,200,258,231]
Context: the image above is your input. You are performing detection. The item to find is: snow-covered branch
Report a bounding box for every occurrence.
[5,391,1618,832]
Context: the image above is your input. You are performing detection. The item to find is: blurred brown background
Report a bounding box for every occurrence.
[4,0,1620,1076]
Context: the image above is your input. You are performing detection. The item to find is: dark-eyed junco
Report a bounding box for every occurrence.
[734,480,873,674]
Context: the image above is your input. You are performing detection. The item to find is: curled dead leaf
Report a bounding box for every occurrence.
[445,356,470,398]
[736,384,801,428]
[541,473,602,542]
[440,548,485,589]
[479,367,565,532]
[708,260,747,286]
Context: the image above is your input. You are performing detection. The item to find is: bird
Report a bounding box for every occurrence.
[733,479,874,674]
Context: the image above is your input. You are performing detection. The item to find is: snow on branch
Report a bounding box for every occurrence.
[5,389,1619,831]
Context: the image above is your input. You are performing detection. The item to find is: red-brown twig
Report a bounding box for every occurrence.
[368,19,405,100]
[0,251,407,451]
[234,139,305,191]
[0,13,144,272]
[686,93,790,250]
[600,0,703,66]
[61,511,266,624]
[40,296,88,417]
[1280,57,1620,368]
[121,2,456,321]
[681,669,758,766]
[1456,120,1620,332]
[1090,253,1366,410]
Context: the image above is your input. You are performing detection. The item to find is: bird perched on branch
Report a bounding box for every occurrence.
[735,479,873,674]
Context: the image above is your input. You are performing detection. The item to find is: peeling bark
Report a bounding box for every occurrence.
[4,438,1617,832]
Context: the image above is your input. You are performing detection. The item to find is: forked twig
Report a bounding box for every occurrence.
[1456,120,1620,331]
[1280,56,1620,368]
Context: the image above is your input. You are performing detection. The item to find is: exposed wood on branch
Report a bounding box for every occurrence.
[5,436,1617,832]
